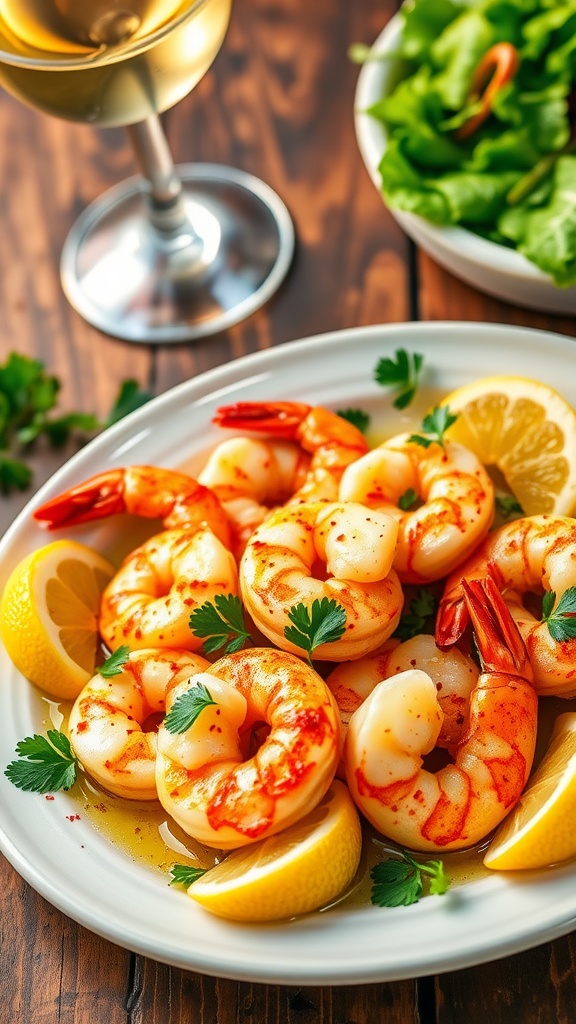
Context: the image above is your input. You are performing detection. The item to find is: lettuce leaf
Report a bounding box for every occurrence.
[498,155,576,284]
[370,0,576,285]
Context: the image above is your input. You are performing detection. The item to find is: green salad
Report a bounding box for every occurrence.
[366,0,576,286]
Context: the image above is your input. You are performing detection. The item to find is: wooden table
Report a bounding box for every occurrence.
[1,1,575,1021]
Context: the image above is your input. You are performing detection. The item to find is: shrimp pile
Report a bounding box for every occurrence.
[23,380,576,905]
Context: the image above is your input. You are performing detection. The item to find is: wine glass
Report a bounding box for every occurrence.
[0,0,294,343]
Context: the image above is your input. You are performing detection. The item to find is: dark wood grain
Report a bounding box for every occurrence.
[0,1,575,1022]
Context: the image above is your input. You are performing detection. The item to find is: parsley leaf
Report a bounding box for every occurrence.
[495,495,524,520]
[427,860,451,896]
[398,487,419,511]
[189,594,252,655]
[164,681,217,734]
[0,352,151,495]
[394,588,437,641]
[374,350,424,410]
[336,407,370,434]
[0,456,32,495]
[105,379,153,426]
[4,730,79,793]
[371,850,450,907]
[371,856,422,907]
[409,406,457,448]
[541,588,576,641]
[99,645,131,678]
[284,598,347,664]
[169,863,208,887]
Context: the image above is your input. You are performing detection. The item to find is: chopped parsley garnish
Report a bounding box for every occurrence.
[371,850,450,907]
[284,598,347,665]
[394,589,437,641]
[5,730,79,794]
[164,682,217,734]
[495,495,524,520]
[409,406,457,448]
[189,594,252,655]
[336,407,370,434]
[374,349,424,410]
[169,864,208,887]
[541,588,576,641]
[98,645,130,678]
[398,487,419,512]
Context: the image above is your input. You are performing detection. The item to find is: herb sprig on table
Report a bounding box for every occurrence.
[0,352,151,495]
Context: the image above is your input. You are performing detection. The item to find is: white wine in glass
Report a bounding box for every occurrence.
[0,0,294,342]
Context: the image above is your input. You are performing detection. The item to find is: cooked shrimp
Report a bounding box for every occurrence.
[197,436,310,556]
[338,434,494,583]
[33,465,232,548]
[327,633,478,750]
[33,466,239,654]
[213,401,369,503]
[155,647,341,849]
[239,500,403,660]
[436,514,576,697]
[99,527,238,652]
[69,649,209,800]
[345,577,538,852]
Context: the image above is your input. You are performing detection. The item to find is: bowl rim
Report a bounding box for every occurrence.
[353,13,561,284]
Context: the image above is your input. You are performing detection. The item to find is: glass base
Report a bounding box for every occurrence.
[60,164,295,344]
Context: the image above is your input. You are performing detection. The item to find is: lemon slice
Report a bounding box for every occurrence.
[0,539,115,700]
[187,780,362,921]
[441,376,576,515]
[484,713,576,871]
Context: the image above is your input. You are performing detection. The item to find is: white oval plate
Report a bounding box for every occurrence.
[1,322,576,985]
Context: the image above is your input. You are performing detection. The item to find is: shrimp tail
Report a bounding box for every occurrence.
[436,561,504,651]
[213,401,311,440]
[462,576,532,681]
[435,591,470,650]
[33,469,127,529]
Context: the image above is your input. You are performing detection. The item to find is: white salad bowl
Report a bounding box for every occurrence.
[354,15,576,315]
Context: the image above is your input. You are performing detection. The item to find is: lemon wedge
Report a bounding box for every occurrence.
[484,712,576,871]
[441,376,576,515]
[187,780,362,921]
[0,539,115,700]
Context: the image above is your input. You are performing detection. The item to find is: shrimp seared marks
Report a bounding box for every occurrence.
[239,500,403,660]
[33,465,232,548]
[339,434,494,583]
[99,527,238,653]
[214,402,369,503]
[197,436,311,557]
[345,576,538,852]
[33,465,239,654]
[156,647,341,849]
[69,648,210,800]
[436,514,576,697]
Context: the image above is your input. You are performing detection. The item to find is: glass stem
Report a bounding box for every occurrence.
[126,114,192,235]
